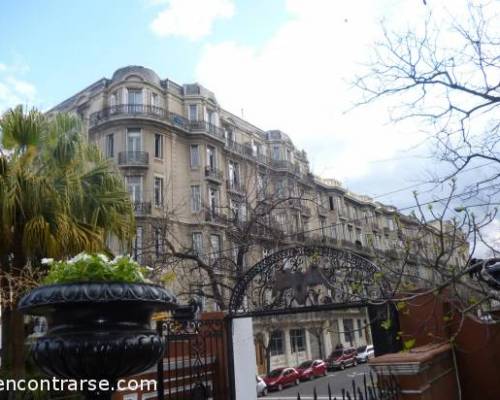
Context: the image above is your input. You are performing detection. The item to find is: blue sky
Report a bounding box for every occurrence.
[0,0,494,219]
[0,0,287,108]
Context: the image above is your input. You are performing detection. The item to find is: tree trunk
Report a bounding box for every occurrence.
[265,346,271,375]
[0,230,27,378]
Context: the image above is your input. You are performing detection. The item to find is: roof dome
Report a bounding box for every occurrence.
[111,66,161,85]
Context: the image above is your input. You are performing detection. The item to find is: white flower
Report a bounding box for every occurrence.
[68,252,91,264]
[145,266,154,271]
[97,254,109,263]
[41,258,53,265]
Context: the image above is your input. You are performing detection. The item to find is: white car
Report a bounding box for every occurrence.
[256,376,268,397]
[355,345,374,363]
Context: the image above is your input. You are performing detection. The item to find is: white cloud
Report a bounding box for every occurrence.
[0,62,37,112]
[150,0,234,40]
[195,0,484,196]
[195,0,430,185]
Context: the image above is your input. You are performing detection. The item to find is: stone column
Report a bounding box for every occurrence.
[337,318,345,347]
[284,328,292,367]
[304,329,312,360]
[322,323,332,358]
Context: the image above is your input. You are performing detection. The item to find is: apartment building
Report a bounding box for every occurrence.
[50,66,467,373]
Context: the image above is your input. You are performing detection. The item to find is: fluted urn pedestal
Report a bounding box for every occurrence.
[19,282,177,400]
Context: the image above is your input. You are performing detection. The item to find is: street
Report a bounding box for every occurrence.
[266,364,372,399]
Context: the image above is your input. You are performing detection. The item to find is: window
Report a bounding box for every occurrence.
[127,89,142,113]
[127,128,142,152]
[151,92,159,107]
[290,329,306,353]
[208,187,219,215]
[132,227,143,262]
[191,185,201,212]
[228,160,240,189]
[126,176,142,203]
[128,89,142,104]
[192,232,203,255]
[272,145,280,160]
[105,134,114,158]
[188,104,198,121]
[207,109,218,126]
[190,144,200,168]
[320,217,326,238]
[269,331,284,356]
[330,225,337,239]
[276,180,285,197]
[206,145,216,170]
[109,93,117,108]
[154,177,164,207]
[154,134,163,159]
[230,199,247,223]
[210,234,221,260]
[154,228,163,258]
[257,173,266,198]
[329,196,334,211]
[343,319,354,345]
[225,127,234,144]
[357,319,363,339]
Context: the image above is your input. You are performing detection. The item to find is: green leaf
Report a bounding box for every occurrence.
[381,319,392,330]
[403,338,416,351]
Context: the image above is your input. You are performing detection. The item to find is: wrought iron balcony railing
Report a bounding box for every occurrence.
[132,201,151,215]
[205,166,223,182]
[89,105,225,141]
[188,120,225,140]
[90,104,168,126]
[204,209,228,225]
[118,151,149,166]
[226,180,244,193]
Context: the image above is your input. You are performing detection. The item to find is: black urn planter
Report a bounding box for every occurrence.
[18,282,177,400]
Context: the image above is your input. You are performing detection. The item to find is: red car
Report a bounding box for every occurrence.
[296,360,328,380]
[263,367,300,391]
[326,347,358,370]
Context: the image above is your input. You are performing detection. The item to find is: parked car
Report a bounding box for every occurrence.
[296,359,328,380]
[326,347,358,370]
[256,376,268,397]
[263,367,300,391]
[355,345,374,363]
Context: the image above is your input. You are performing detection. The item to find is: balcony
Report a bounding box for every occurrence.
[89,104,168,127]
[205,166,223,183]
[89,105,225,142]
[226,180,244,194]
[225,140,253,158]
[225,140,270,165]
[204,209,227,225]
[188,120,225,141]
[132,201,151,216]
[118,151,149,167]
[270,159,300,174]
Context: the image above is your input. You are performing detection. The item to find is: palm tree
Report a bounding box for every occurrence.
[0,106,135,378]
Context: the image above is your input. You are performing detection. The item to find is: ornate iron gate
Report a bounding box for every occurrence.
[157,317,229,400]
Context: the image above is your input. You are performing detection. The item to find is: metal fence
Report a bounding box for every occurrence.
[295,372,400,400]
[158,318,229,400]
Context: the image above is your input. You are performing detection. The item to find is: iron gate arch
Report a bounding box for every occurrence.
[228,245,391,317]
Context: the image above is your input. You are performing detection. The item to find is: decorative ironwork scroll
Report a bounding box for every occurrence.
[229,245,388,316]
